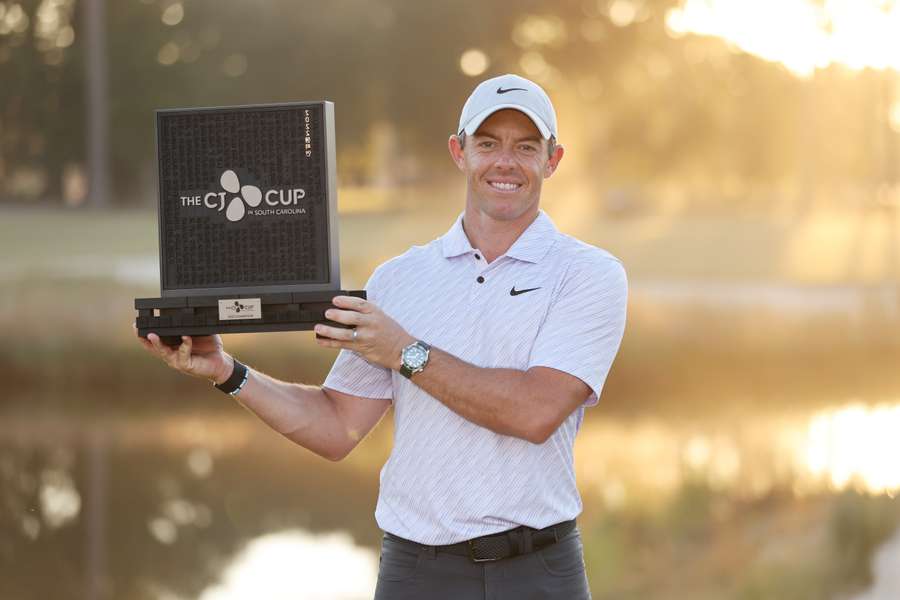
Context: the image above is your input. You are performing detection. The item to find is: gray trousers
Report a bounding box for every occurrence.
[373,528,592,599]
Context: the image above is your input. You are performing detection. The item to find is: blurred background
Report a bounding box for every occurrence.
[3,0,900,598]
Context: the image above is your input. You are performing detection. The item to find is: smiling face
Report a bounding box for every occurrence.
[449,109,564,226]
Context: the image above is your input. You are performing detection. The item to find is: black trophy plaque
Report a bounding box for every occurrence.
[135,101,364,346]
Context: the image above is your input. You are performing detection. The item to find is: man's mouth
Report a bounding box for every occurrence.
[488,181,522,192]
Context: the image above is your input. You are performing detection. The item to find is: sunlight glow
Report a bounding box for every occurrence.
[609,0,638,27]
[222,53,248,77]
[199,530,378,600]
[512,14,567,47]
[39,469,81,529]
[666,0,900,77]
[576,401,900,510]
[890,100,900,133]
[804,403,900,494]
[161,3,184,27]
[157,42,179,66]
[520,51,547,77]
[459,48,489,77]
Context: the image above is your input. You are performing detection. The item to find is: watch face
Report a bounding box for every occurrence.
[403,345,428,369]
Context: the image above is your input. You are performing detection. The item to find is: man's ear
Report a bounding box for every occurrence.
[448,134,466,171]
[544,144,564,178]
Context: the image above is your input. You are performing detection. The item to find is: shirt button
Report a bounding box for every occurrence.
[474,254,481,260]
[476,276,485,283]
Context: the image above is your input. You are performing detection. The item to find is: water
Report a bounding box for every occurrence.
[852,526,900,600]
[2,207,899,598]
[0,413,384,600]
[199,530,378,600]
[3,403,900,599]
[577,402,900,510]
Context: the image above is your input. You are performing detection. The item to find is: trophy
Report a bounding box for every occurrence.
[134,102,364,346]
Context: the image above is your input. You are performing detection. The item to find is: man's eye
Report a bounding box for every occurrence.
[479,141,495,148]
[519,144,538,153]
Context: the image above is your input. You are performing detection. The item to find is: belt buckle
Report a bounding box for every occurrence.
[467,538,503,563]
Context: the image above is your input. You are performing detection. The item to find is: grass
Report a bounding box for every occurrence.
[3,260,899,418]
[5,199,900,285]
[4,202,898,414]
[4,272,899,417]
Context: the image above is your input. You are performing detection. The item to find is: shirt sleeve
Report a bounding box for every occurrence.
[322,266,394,400]
[527,257,627,407]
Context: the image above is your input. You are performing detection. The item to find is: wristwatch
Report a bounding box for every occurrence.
[213,358,250,396]
[399,340,431,379]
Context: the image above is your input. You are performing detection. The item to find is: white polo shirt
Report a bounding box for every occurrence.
[323,210,627,545]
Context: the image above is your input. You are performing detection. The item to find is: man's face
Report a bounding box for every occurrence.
[449,109,563,224]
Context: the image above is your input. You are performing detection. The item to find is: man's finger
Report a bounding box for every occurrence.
[324,308,361,326]
[134,323,154,349]
[315,335,347,350]
[134,324,152,347]
[333,295,371,313]
[136,334,155,353]
[148,333,177,360]
[177,336,192,368]
[315,324,355,342]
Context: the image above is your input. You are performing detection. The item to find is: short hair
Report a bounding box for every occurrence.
[457,132,557,159]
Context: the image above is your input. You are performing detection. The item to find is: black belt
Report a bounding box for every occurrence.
[387,519,576,563]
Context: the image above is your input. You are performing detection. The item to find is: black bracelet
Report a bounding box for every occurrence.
[213,358,249,396]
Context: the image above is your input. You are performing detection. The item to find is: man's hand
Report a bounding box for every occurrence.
[314,296,414,370]
[134,324,234,384]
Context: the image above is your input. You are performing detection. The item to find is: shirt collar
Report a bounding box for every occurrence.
[440,210,558,264]
[440,212,476,259]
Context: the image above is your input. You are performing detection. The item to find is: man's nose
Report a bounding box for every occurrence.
[493,146,516,168]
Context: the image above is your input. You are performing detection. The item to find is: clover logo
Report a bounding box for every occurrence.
[220,169,262,222]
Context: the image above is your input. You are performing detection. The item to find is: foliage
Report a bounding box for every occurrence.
[2,0,897,206]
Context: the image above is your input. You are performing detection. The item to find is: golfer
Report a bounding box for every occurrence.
[137,73,627,599]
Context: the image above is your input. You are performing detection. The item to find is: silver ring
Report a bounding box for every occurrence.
[351,329,358,341]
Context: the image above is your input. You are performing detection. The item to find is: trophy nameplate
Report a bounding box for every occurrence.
[135,101,363,346]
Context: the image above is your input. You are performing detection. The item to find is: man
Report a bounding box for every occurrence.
[137,73,627,599]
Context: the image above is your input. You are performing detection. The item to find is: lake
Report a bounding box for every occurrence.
[3,400,899,600]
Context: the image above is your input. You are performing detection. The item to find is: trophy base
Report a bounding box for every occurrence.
[135,290,365,347]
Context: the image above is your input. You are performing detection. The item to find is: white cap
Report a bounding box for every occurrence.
[457,74,558,139]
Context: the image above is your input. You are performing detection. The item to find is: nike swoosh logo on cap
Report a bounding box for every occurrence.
[510,286,541,296]
[497,87,527,94]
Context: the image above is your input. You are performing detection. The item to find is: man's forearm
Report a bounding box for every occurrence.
[217,356,350,460]
[409,347,550,443]
[314,295,589,444]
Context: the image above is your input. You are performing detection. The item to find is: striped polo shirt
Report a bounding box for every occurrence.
[323,209,627,545]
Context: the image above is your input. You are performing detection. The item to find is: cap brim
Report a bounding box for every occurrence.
[461,104,552,139]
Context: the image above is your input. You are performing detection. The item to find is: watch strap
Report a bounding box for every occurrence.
[214,358,249,396]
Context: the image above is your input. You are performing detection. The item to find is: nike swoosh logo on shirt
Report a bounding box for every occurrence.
[510,286,541,296]
[497,87,527,94]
